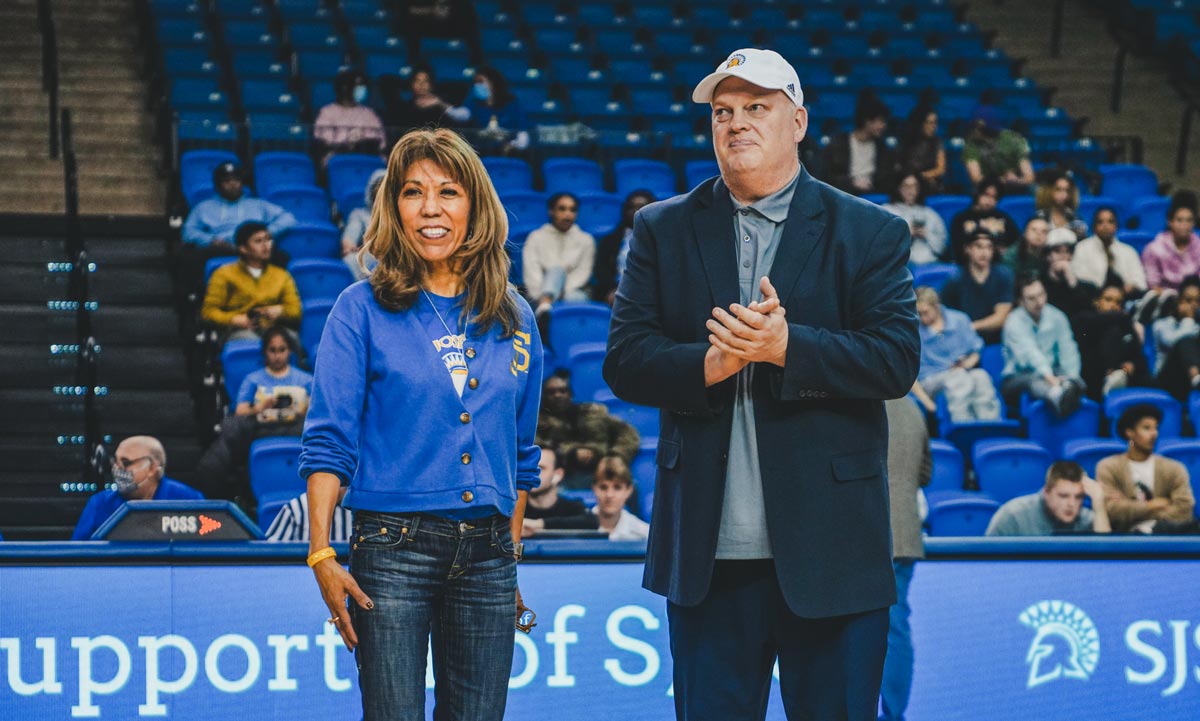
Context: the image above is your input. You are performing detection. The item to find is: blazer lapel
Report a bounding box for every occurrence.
[693,181,739,310]
[772,168,826,309]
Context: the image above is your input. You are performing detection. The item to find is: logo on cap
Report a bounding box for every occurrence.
[725,53,746,68]
[786,83,796,97]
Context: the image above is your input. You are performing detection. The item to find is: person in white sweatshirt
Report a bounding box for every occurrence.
[522,192,595,314]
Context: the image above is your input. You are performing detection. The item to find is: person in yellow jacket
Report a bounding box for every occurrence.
[201,221,302,346]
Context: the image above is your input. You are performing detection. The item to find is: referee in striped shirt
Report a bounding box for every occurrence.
[265,490,353,542]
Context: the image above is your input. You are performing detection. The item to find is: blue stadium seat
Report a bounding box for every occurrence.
[632,442,656,521]
[1119,229,1155,255]
[943,418,1023,464]
[613,159,676,199]
[296,50,348,80]
[286,21,344,51]
[1062,438,1127,477]
[162,48,220,78]
[424,50,475,82]
[247,117,310,151]
[341,0,388,24]
[300,298,336,360]
[911,263,959,292]
[926,194,972,230]
[231,51,289,79]
[1131,196,1170,234]
[576,191,623,237]
[265,186,332,223]
[176,113,238,148]
[532,28,580,54]
[566,343,610,402]
[972,439,1054,504]
[1025,398,1101,458]
[1077,196,1120,230]
[520,4,567,27]
[253,152,316,198]
[182,150,240,207]
[926,494,1001,536]
[288,258,355,304]
[157,19,209,47]
[997,195,1036,230]
[978,344,1005,389]
[1104,388,1183,438]
[276,0,330,22]
[498,189,546,237]
[482,157,533,193]
[223,20,277,48]
[170,78,228,112]
[1101,164,1158,205]
[213,0,268,20]
[929,439,966,494]
[327,154,386,213]
[548,302,611,357]
[248,437,305,510]
[278,221,340,259]
[605,400,659,445]
[543,158,604,194]
[240,78,301,115]
[220,338,263,403]
[1157,439,1200,489]
[568,87,613,116]
[365,51,413,81]
[353,27,407,55]
[684,160,720,190]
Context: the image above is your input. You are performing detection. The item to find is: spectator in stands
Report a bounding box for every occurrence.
[948,178,1020,261]
[72,436,204,540]
[883,174,947,265]
[461,65,529,154]
[313,68,387,167]
[1097,404,1197,533]
[897,104,946,194]
[594,189,656,305]
[1152,275,1200,400]
[590,455,649,541]
[1035,169,1088,239]
[536,371,640,490]
[941,229,1014,344]
[821,90,895,195]
[381,65,468,133]
[265,488,353,542]
[1001,215,1050,279]
[180,162,296,292]
[1040,227,1098,320]
[1142,191,1200,292]
[880,397,931,721]
[341,168,385,281]
[520,444,600,537]
[522,192,595,315]
[192,326,313,504]
[1000,274,1085,417]
[200,221,302,346]
[1071,207,1148,296]
[962,105,1034,194]
[1074,281,1149,399]
[910,287,1001,422]
[986,461,1110,536]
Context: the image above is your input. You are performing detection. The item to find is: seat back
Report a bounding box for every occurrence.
[548,302,610,357]
[288,258,354,304]
[542,158,604,194]
[929,439,965,493]
[253,151,316,197]
[926,495,1000,536]
[1062,438,1128,477]
[278,222,340,259]
[1104,388,1183,438]
[565,343,610,402]
[248,437,305,499]
[972,439,1053,504]
[220,339,264,402]
[1025,398,1102,458]
[300,299,336,360]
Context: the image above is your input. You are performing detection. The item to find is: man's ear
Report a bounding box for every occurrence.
[551,468,565,485]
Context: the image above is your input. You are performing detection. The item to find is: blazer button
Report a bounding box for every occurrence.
[465,348,476,359]
[461,452,471,464]
[462,490,474,502]
[460,412,470,423]
[468,377,479,389]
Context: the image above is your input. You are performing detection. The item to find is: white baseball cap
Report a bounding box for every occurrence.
[691,48,804,107]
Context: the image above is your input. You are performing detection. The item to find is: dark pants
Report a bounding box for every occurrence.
[1158,336,1200,401]
[668,560,889,721]
[350,511,517,721]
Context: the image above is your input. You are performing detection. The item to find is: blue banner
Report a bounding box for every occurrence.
[2,559,1198,719]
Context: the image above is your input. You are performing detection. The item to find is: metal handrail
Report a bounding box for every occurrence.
[37,0,59,159]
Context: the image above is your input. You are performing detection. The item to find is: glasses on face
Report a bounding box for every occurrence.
[114,456,153,470]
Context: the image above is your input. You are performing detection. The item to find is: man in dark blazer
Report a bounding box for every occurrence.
[603,48,919,721]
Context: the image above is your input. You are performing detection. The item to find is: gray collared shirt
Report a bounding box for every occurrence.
[715,170,799,559]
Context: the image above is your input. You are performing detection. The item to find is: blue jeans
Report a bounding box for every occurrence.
[349,511,518,721]
[879,560,915,721]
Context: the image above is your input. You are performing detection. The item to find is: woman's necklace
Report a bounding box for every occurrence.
[421,288,463,339]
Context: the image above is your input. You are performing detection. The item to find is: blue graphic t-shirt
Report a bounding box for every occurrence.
[422,291,468,397]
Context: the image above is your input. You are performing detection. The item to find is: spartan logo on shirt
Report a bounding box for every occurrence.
[511,331,531,377]
[1020,600,1100,689]
[432,332,468,380]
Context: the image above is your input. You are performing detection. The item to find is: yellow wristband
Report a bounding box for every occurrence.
[306,547,337,568]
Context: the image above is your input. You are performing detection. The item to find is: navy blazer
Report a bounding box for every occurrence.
[602,167,920,618]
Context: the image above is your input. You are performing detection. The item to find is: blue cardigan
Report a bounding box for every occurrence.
[299,281,543,518]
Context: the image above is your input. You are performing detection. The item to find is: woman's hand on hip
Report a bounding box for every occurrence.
[312,559,373,651]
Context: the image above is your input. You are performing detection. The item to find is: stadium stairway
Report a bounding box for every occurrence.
[966,0,1200,190]
[0,0,164,216]
[0,215,203,540]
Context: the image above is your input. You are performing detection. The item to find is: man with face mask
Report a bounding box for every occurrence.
[71,436,204,540]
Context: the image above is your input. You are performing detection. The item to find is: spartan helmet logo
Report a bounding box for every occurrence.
[726,53,746,68]
[1019,600,1100,689]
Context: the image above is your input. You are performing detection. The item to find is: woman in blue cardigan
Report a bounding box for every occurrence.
[300,128,543,721]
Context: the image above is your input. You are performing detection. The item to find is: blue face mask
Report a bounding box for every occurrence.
[353,85,368,104]
[472,82,491,101]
